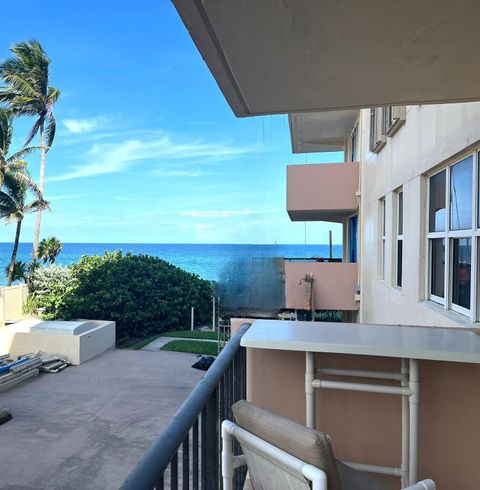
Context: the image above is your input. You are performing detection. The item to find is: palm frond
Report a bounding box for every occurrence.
[47,86,60,106]
[2,172,26,205]
[7,145,41,163]
[24,116,43,146]
[24,197,49,213]
[45,112,56,150]
[0,108,12,154]
[7,168,42,199]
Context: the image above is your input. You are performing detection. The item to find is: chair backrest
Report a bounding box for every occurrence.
[232,400,342,490]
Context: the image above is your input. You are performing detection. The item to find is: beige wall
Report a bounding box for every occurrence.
[284,261,358,311]
[359,102,480,327]
[0,284,29,325]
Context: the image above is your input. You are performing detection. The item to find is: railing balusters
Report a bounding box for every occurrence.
[193,418,199,490]
[171,453,178,489]
[120,323,251,490]
[200,405,207,490]
[182,433,189,490]
[205,388,219,489]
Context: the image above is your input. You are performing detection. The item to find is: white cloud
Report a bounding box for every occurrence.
[181,209,259,219]
[62,116,109,134]
[47,133,254,182]
[46,194,85,201]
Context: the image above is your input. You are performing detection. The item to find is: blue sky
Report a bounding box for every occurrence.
[0,0,343,244]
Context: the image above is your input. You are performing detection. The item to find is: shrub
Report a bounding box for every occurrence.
[24,265,76,320]
[25,251,213,342]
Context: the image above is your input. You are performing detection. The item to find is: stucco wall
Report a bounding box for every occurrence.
[359,102,480,327]
[232,319,480,489]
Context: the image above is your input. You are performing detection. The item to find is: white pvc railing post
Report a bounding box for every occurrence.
[306,352,316,428]
[409,359,420,485]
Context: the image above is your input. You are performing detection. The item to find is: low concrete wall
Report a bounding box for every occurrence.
[0,320,116,365]
[231,318,480,489]
[0,284,28,324]
[284,261,359,311]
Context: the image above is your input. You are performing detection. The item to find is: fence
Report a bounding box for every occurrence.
[120,322,250,490]
[0,284,28,325]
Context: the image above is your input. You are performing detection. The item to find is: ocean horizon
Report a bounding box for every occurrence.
[0,242,343,285]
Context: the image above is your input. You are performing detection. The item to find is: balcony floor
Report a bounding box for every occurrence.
[0,348,203,489]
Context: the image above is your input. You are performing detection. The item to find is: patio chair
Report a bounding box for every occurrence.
[222,400,435,490]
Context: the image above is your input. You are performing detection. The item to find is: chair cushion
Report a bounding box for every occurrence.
[232,400,342,490]
[337,461,389,490]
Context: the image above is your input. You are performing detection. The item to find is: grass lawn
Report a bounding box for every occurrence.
[161,330,222,341]
[161,339,219,356]
[129,335,162,350]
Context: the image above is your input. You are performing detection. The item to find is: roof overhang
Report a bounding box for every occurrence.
[172,0,480,116]
[289,111,359,153]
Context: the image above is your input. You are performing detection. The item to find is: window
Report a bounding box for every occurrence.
[427,154,476,317]
[350,124,358,162]
[369,108,386,153]
[383,106,406,136]
[379,198,386,279]
[396,190,403,287]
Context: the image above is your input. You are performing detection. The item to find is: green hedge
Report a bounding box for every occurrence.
[25,251,213,342]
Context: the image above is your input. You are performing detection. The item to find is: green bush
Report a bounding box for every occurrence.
[25,265,76,320]
[25,251,213,341]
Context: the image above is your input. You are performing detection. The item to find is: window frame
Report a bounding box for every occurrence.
[383,106,406,137]
[379,197,386,280]
[369,108,386,154]
[350,123,358,162]
[395,189,403,288]
[426,153,478,320]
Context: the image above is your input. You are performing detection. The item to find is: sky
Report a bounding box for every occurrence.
[0,0,343,245]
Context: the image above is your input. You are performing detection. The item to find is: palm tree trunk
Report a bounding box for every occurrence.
[32,123,45,260]
[7,219,22,287]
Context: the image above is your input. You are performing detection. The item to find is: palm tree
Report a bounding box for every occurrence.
[0,40,60,259]
[0,108,41,193]
[5,260,28,284]
[38,236,63,265]
[0,173,48,286]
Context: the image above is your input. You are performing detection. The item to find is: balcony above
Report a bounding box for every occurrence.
[289,111,359,154]
[284,261,359,311]
[287,163,359,223]
[172,0,480,116]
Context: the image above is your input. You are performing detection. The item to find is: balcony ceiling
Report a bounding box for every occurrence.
[289,111,358,153]
[172,0,480,117]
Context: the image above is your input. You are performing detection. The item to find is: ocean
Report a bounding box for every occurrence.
[0,242,342,285]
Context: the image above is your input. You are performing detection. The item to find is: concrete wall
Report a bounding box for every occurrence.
[287,162,359,222]
[359,102,480,327]
[231,319,480,489]
[284,261,358,311]
[0,320,116,365]
[0,284,28,325]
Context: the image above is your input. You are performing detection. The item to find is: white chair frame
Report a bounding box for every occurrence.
[221,420,436,490]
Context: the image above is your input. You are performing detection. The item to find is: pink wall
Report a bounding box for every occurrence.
[231,319,480,489]
[287,162,359,222]
[284,261,359,311]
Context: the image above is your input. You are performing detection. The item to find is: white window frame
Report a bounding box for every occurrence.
[379,197,386,280]
[395,189,403,288]
[350,123,358,162]
[369,108,386,154]
[383,106,406,137]
[427,153,478,320]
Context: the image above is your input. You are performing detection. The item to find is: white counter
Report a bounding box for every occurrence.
[241,320,480,363]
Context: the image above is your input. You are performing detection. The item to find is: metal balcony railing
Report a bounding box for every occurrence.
[120,323,251,490]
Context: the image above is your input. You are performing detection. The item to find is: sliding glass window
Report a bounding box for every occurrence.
[427,154,476,318]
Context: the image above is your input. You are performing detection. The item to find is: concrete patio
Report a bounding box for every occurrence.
[0,348,204,489]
